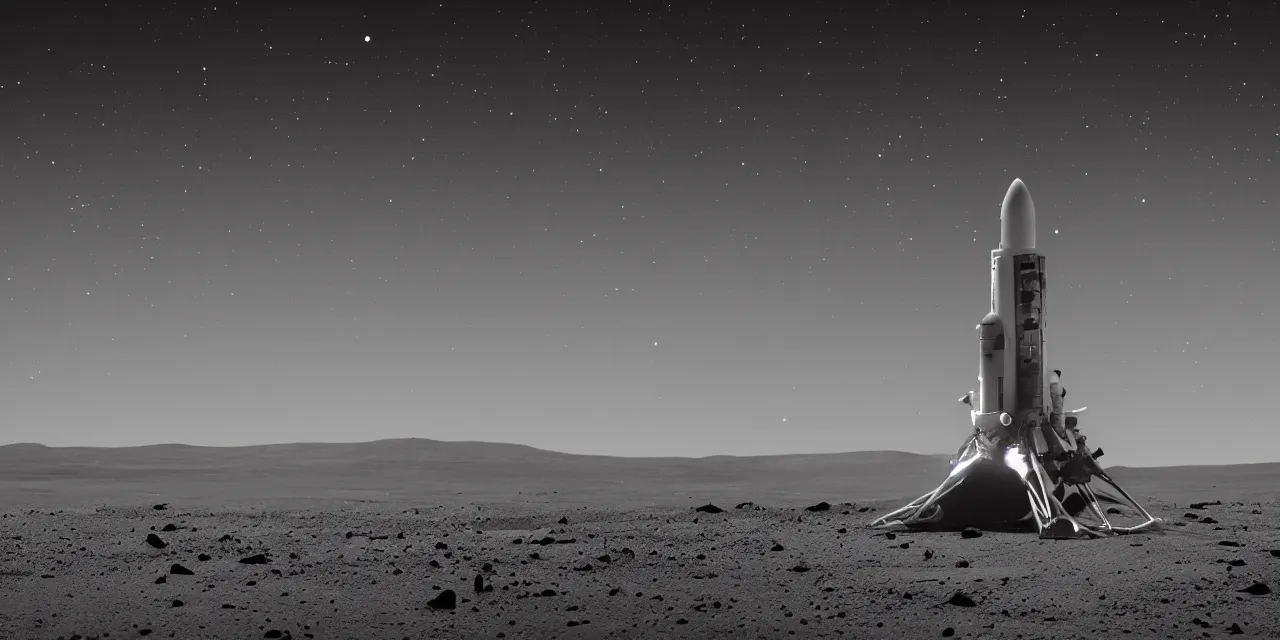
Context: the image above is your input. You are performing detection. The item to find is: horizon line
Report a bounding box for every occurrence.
[2,437,1275,469]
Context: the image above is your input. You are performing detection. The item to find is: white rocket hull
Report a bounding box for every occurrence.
[869,179,1162,538]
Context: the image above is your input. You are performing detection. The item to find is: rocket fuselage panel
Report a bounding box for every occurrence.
[1013,254,1046,422]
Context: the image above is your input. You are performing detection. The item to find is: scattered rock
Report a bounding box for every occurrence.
[885,532,897,540]
[427,589,457,610]
[474,574,484,593]
[171,599,183,608]
[435,541,448,550]
[1238,582,1271,595]
[169,564,194,576]
[239,554,270,565]
[154,575,166,584]
[955,560,970,568]
[694,504,723,514]
[557,516,568,525]
[145,534,167,549]
[770,543,784,552]
[1106,507,1122,514]
[197,553,211,561]
[734,501,755,509]
[1270,550,1280,558]
[790,563,810,573]
[943,628,955,637]
[804,501,831,512]
[947,591,977,607]
[152,503,168,510]
[1190,500,1221,509]
[1228,559,1246,567]
[1201,517,1218,524]
[160,523,177,532]
[961,527,983,539]
[1228,623,1245,634]
[1218,540,1242,547]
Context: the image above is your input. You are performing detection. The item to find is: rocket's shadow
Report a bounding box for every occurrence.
[902,457,1122,533]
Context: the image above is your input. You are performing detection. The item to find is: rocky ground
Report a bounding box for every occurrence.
[1,494,1276,640]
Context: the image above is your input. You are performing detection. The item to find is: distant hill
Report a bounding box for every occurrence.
[0,439,951,463]
[0,439,1274,509]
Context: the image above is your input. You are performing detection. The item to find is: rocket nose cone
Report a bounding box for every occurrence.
[1000,178,1036,250]
[1004,179,1033,209]
[1005,178,1027,199]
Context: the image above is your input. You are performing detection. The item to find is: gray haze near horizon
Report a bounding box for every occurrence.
[4,438,1275,469]
[4,439,1277,513]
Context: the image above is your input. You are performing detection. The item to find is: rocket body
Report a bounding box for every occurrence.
[869,179,1165,536]
[974,179,1047,439]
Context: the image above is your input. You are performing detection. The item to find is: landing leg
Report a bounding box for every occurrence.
[869,451,985,529]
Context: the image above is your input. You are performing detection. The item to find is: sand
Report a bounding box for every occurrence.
[1,440,1276,639]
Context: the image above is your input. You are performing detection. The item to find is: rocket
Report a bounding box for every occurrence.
[870,178,1163,538]
[972,179,1053,447]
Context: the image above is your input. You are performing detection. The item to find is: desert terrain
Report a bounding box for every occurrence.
[0,439,1275,640]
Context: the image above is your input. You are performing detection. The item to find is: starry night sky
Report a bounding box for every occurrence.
[2,2,1277,466]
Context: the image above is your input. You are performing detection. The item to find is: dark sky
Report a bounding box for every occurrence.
[2,2,1277,466]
